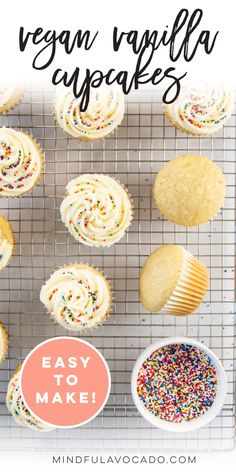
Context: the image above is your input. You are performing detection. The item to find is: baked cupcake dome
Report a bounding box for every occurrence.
[0,83,24,114]
[164,84,234,136]
[0,322,8,364]
[40,264,112,332]
[0,127,44,197]
[54,86,125,141]
[60,174,133,247]
[0,214,14,271]
[6,366,54,432]
[154,155,226,227]
[140,244,208,315]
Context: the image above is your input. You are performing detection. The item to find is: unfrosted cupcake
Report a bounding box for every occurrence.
[0,83,24,114]
[0,214,14,270]
[164,84,234,136]
[60,174,133,247]
[0,322,8,364]
[0,128,44,197]
[154,155,226,227]
[40,263,112,332]
[140,244,208,315]
[54,86,124,141]
[6,366,54,432]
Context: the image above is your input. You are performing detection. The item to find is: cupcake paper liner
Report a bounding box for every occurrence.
[0,214,15,271]
[0,127,45,198]
[61,174,134,248]
[0,87,25,115]
[41,262,114,333]
[161,247,209,316]
[13,364,22,376]
[7,364,55,432]
[0,322,8,364]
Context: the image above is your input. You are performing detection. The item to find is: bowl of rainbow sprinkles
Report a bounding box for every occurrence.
[131,337,227,432]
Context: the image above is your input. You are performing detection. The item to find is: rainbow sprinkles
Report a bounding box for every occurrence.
[137,343,218,423]
[0,128,44,197]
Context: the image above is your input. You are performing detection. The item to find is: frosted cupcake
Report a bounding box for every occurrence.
[140,244,209,315]
[0,322,8,364]
[60,174,133,247]
[154,155,226,227]
[0,83,24,114]
[40,264,112,332]
[0,214,14,270]
[6,366,54,432]
[0,127,44,197]
[54,86,125,141]
[164,84,234,136]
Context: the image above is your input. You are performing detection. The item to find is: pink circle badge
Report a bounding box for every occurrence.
[20,337,111,428]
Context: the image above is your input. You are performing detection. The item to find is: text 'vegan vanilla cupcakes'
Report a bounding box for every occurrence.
[0,322,8,365]
[60,174,133,247]
[54,86,125,141]
[0,214,14,271]
[40,264,112,332]
[140,245,208,315]
[0,128,44,197]
[6,366,55,432]
[0,83,24,114]
[164,84,234,136]
[154,155,226,227]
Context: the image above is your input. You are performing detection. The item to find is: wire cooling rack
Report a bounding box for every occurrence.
[0,87,235,452]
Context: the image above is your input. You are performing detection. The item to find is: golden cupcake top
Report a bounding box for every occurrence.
[0,127,44,197]
[40,264,112,331]
[0,322,8,365]
[140,244,208,315]
[60,174,133,247]
[165,84,234,136]
[154,155,226,227]
[54,86,125,141]
[6,367,54,432]
[0,214,14,271]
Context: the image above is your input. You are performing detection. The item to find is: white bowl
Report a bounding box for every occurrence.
[131,337,227,432]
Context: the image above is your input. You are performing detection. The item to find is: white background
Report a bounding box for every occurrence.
[1,0,236,86]
[1,449,236,471]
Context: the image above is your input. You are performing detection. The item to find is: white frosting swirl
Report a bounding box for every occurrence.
[40,264,111,331]
[6,369,54,432]
[0,128,43,196]
[0,83,23,113]
[54,86,125,140]
[165,84,234,136]
[60,174,133,247]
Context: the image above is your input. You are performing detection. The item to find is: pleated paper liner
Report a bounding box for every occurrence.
[0,214,15,271]
[41,262,114,333]
[161,248,209,316]
[0,127,45,198]
[61,174,134,248]
[0,86,24,115]
[6,366,55,432]
[0,322,8,365]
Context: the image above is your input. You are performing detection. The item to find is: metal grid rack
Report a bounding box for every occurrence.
[0,87,235,451]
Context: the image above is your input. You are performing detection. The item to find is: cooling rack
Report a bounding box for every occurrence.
[0,87,235,451]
